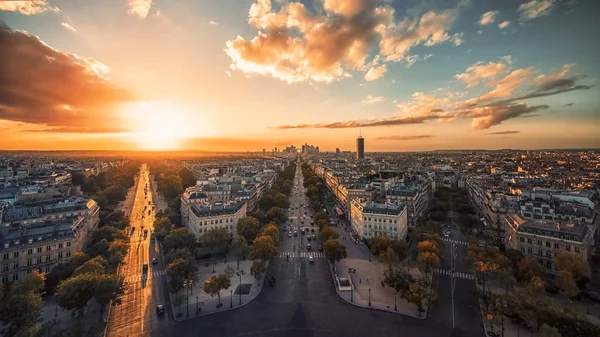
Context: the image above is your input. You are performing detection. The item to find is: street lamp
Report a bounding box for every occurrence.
[196,296,199,315]
[394,292,397,311]
[230,289,233,308]
[368,288,371,307]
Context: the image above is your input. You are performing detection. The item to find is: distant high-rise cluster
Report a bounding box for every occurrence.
[302,143,319,154]
[356,136,365,159]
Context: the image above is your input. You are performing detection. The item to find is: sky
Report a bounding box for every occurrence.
[0,0,599,152]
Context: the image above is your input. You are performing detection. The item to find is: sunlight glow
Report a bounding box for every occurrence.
[123,101,204,150]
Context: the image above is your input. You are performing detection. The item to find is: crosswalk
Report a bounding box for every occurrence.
[433,268,475,280]
[440,237,468,246]
[278,252,325,258]
[124,269,165,283]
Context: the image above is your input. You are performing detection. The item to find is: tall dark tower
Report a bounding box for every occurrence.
[356,130,365,159]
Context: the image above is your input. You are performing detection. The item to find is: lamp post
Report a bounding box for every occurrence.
[368,288,371,307]
[230,289,233,308]
[394,292,397,311]
[196,296,198,315]
[236,270,245,305]
[186,280,190,318]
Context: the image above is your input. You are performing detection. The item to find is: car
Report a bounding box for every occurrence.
[318,245,323,252]
[311,228,315,232]
[152,258,157,265]
[156,305,165,315]
[307,244,311,250]
[301,229,305,234]
[309,256,314,263]
[312,234,316,239]
[282,227,287,232]
[307,236,311,241]
[294,232,298,237]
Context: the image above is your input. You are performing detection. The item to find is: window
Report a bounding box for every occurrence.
[545,242,550,248]
[2,253,8,260]
[27,248,33,255]
[566,245,571,252]
[2,264,8,272]
[66,241,71,248]
[1,276,8,283]
[46,245,51,251]
[12,262,18,270]
[36,256,42,264]
[13,252,18,258]
[527,247,532,254]
[519,237,524,242]
[27,258,32,266]
[527,239,532,244]
[58,252,63,259]
[37,247,42,253]
[554,243,559,249]
[44,266,50,273]
[45,254,51,262]
[58,243,63,249]
[12,273,18,281]
[537,240,542,246]
[537,249,543,256]
[574,247,581,253]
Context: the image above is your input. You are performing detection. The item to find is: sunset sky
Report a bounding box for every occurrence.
[0,0,599,152]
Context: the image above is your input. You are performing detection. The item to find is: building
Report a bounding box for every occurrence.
[1,197,100,229]
[350,200,408,240]
[356,136,365,159]
[386,180,433,227]
[0,214,97,283]
[504,214,592,274]
[185,200,247,238]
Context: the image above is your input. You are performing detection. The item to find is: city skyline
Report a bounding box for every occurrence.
[1,0,599,152]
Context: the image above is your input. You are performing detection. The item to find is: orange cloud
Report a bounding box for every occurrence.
[0,1,59,16]
[128,0,152,19]
[0,23,134,132]
[455,56,512,88]
[225,0,462,83]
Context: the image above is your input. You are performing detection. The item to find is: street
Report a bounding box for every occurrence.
[106,165,171,337]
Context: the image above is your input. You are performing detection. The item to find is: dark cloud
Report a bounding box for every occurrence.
[486,130,520,135]
[24,126,132,133]
[430,108,445,112]
[0,22,134,131]
[377,135,433,140]
[273,114,448,129]
[564,102,575,107]
[459,103,549,130]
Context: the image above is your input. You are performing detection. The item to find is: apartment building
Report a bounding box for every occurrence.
[385,180,433,227]
[0,216,92,283]
[1,197,100,230]
[185,200,247,238]
[350,200,408,240]
[505,213,591,274]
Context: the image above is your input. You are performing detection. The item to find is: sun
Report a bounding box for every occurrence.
[124,101,201,150]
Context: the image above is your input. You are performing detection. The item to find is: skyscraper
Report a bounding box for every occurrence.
[356,133,364,159]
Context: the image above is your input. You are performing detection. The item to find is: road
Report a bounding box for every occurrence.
[106,165,171,337]
[146,159,481,337]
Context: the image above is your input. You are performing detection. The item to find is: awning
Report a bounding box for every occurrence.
[335,208,344,216]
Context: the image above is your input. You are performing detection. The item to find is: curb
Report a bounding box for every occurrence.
[170,261,269,322]
[327,261,427,319]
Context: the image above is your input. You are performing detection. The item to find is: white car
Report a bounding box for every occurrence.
[309,256,314,263]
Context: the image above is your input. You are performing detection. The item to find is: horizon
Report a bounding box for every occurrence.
[1,0,599,151]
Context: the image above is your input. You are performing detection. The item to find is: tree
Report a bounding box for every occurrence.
[56,273,97,317]
[230,235,249,269]
[90,226,127,245]
[103,185,127,204]
[12,270,45,295]
[167,258,198,292]
[273,193,290,209]
[178,167,196,189]
[250,235,278,261]
[158,174,183,199]
[258,194,275,211]
[166,248,195,265]
[380,247,402,269]
[417,240,441,257]
[323,238,347,265]
[369,236,392,255]
[73,256,108,276]
[390,239,407,262]
[164,227,197,254]
[224,265,235,281]
[0,291,42,335]
[201,227,231,258]
[153,216,172,242]
[382,267,414,299]
[555,252,588,281]
[107,239,129,268]
[236,216,261,243]
[417,251,441,279]
[204,274,231,306]
[172,293,186,315]
[266,207,287,225]
[94,274,127,322]
[559,270,579,303]
[250,260,266,283]
[517,257,546,284]
[319,226,340,242]
[262,223,280,246]
[406,277,438,317]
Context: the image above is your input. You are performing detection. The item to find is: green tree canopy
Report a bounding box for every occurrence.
[153,216,173,242]
[73,256,109,277]
[262,223,280,246]
[201,227,231,257]
[164,227,197,254]
[250,235,278,261]
[250,260,266,282]
[323,238,347,265]
[236,216,261,243]
[319,226,339,242]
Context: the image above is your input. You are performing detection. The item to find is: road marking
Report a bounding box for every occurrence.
[124,269,165,283]
[440,237,468,246]
[278,252,324,258]
[433,268,475,280]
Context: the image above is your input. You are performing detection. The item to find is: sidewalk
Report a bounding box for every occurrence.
[117,173,140,217]
[149,175,167,212]
[169,259,267,321]
[330,258,427,319]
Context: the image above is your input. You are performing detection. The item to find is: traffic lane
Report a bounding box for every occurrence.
[434,275,484,337]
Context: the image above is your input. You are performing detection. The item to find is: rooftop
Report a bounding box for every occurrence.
[362,202,405,215]
[190,200,246,218]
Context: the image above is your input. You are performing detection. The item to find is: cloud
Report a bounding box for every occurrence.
[455,56,512,88]
[498,21,510,29]
[377,135,433,140]
[479,11,498,26]
[364,65,387,81]
[0,23,134,132]
[404,55,419,68]
[225,0,462,83]
[273,61,591,131]
[563,102,574,107]
[424,53,433,60]
[362,95,385,104]
[0,1,59,15]
[486,130,520,135]
[208,20,220,26]
[518,0,554,21]
[61,22,77,32]
[128,0,152,19]
[24,126,132,133]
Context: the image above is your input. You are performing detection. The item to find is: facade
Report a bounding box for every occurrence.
[504,214,591,274]
[350,200,408,240]
[386,180,433,227]
[356,137,365,159]
[185,200,247,238]
[0,213,98,283]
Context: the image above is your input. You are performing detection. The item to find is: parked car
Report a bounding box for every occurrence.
[156,305,165,315]
[152,258,157,265]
